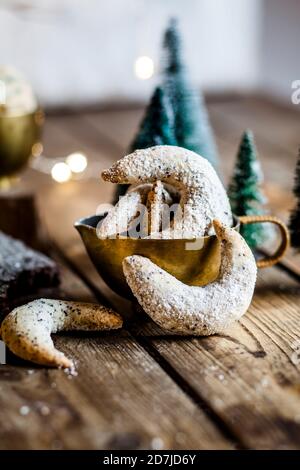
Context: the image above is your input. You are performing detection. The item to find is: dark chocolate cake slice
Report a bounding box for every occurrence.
[0,231,60,321]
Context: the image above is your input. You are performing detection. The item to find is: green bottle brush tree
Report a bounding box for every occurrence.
[228,130,271,249]
[113,86,176,203]
[162,18,218,168]
[114,18,218,203]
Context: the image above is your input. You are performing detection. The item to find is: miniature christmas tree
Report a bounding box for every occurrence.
[162,18,218,167]
[114,86,176,201]
[129,86,176,151]
[289,149,300,249]
[228,130,270,248]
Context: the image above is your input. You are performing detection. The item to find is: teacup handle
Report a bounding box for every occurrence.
[239,215,290,268]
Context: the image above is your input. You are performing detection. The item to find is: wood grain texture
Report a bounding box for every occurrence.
[42,98,300,449]
[49,214,300,449]
[2,95,300,450]
[1,258,230,450]
[150,270,300,449]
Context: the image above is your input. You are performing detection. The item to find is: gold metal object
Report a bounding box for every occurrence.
[239,215,290,268]
[0,109,43,188]
[75,214,289,300]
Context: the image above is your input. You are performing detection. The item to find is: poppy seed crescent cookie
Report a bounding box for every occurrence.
[1,299,123,368]
[123,220,257,335]
[102,145,233,238]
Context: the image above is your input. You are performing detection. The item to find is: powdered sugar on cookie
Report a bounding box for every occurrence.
[102,145,232,238]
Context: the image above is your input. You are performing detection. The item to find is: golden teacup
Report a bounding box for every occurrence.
[75,213,289,300]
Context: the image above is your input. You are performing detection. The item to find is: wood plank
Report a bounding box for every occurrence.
[82,97,298,189]
[149,268,300,450]
[45,113,121,165]
[1,110,239,450]
[83,109,143,153]
[207,98,300,277]
[6,98,300,449]
[1,256,231,450]
[42,103,300,449]
[40,171,300,449]
[48,217,300,449]
[212,96,300,154]
[208,97,297,189]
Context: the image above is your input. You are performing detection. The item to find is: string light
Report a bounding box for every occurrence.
[32,151,89,183]
[134,56,154,80]
[51,162,72,183]
[66,152,87,173]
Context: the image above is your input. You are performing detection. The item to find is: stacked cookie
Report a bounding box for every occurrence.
[100,146,233,239]
[1,146,257,368]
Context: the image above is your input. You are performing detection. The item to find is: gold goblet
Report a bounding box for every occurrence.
[0,107,43,189]
[0,65,43,189]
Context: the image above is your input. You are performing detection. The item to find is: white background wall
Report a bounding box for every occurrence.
[4,0,300,106]
[260,0,299,102]
[0,0,277,107]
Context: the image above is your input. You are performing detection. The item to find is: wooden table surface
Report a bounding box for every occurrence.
[1,95,300,450]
